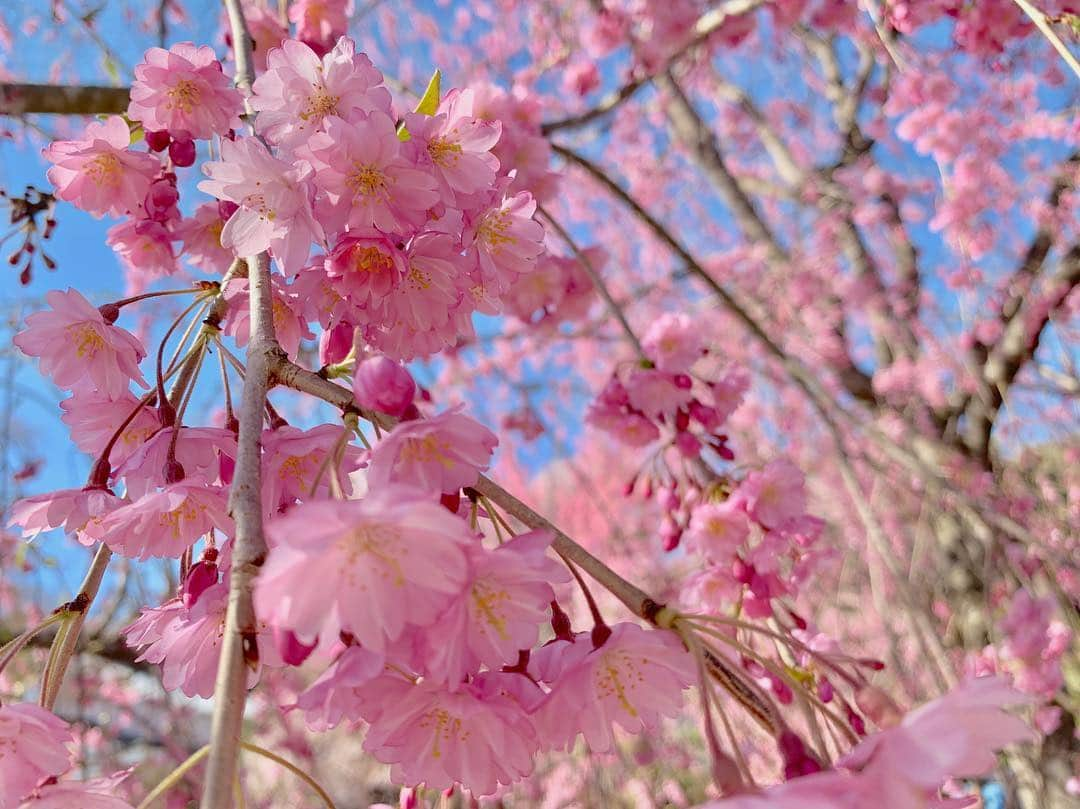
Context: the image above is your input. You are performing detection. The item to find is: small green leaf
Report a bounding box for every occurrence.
[397,69,442,142]
[414,69,442,116]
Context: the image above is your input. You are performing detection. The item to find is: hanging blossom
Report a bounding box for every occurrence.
[0,703,74,808]
[532,622,696,753]
[127,42,243,140]
[43,115,160,219]
[253,486,474,654]
[13,288,148,398]
[365,408,499,495]
[198,136,324,274]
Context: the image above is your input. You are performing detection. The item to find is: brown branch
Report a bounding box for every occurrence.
[0,83,129,116]
[200,1,273,804]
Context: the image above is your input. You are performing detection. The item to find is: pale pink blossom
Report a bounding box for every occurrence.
[294,645,386,730]
[43,115,160,218]
[251,37,391,148]
[377,232,467,335]
[60,391,160,463]
[366,409,498,494]
[306,113,440,233]
[624,368,694,416]
[13,289,147,397]
[175,203,234,274]
[534,623,695,752]
[16,772,136,809]
[685,500,751,562]
[643,313,706,373]
[420,530,569,686]
[123,583,273,698]
[84,482,233,560]
[739,460,807,529]
[238,2,287,71]
[467,190,545,295]
[360,673,538,795]
[127,42,242,139]
[840,677,1034,804]
[8,486,123,546]
[325,234,408,308]
[404,88,502,201]
[288,0,352,55]
[106,219,176,292]
[111,426,234,499]
[198,137,323,274]
[224,274,314,359]
[254,488,472,653]
[260,423,364,510]
[0,703,73,809]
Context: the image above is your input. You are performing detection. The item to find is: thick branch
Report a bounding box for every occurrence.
[0,83,129,116]
[200,2,272,804]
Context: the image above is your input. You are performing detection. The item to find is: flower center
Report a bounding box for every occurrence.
[166,79,202,113]
[346,164,390,198]
[66,323,107,359]
[418,706,470,759]
[85,153,122,189]
[407,264,432,291]
[427,137,463,168]
[478,209,515,251]
[400,434,455,468]
[594,650,641,717]
[471,581,511,639]
[299,87,340,124]
[242,192,276,222]
[351,245,393,274]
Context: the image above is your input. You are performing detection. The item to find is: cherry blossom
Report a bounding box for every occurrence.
[13,288,147,397]
[43,115,160,218]
[0,704,73,809]
[127,42,243,140]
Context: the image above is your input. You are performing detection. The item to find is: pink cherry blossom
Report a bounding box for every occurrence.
[643,313,706,373]
[43,115,160,218]
[8,486,123,546]
[466,190,545,295]
[111,426,234,499]
[840,677,1033,804]
[16,772,136,809]
[84,482,233,560]
[13,288,147,397]
[105,219,176,292]
[685,499,751,563]
[365,409,498,494]
[127,42,242,140]
[60,391,160,464]
[254,487,472,653]
[739,460,807,530]
[325,234,408,308]
[175,203,234,274]
[251,36,391,148]
[420,530,570,686]
[404,88,502,201]
[288,0,352,55]
[376,232,467,335]
[306,113,440,234]
[123,583,267,698]
[624,368,694,417]
[0,703,73,808]
[259,423,364,510]
[294,645,386,730]
[224,274,314,359]
[360,672,538,796]
[534,622,695,753]
[198,136,323,274]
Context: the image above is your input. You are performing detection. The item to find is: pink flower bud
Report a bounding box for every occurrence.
[273,626,317,666]
[144,178,180,222]
[182,560,218,608]
[352,356,416,417]
[145,130,171,152]
[318,322,354,366]
[169,136,196,167]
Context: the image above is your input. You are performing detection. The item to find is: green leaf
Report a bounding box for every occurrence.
[414,69,442,116]
[397,69,442,142]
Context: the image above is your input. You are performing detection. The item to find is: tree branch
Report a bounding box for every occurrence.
[0,83,129,116]
[200,1,274,804]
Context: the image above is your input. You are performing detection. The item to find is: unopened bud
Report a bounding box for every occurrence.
[352,356,416,417]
